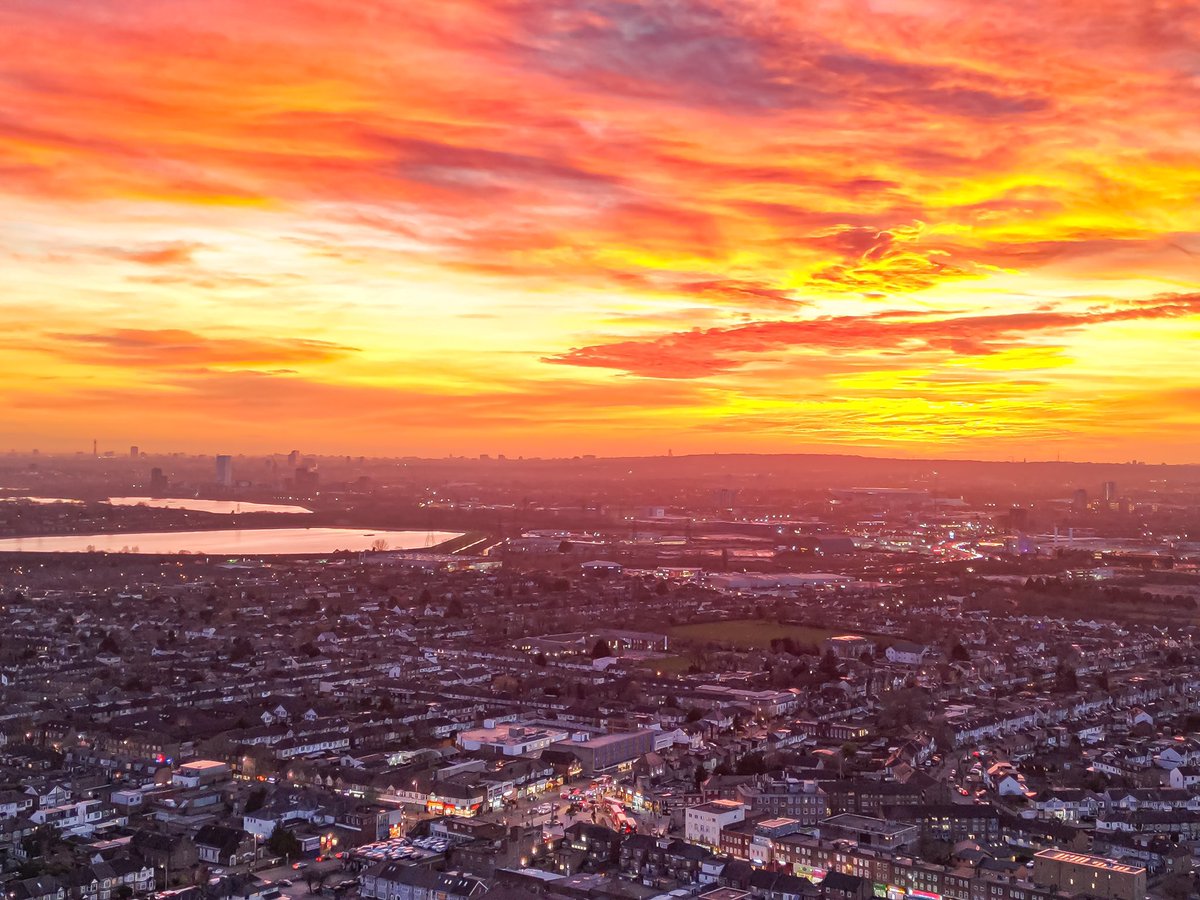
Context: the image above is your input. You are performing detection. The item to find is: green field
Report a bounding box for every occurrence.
[633,655,694,675]
[668,619,855,650]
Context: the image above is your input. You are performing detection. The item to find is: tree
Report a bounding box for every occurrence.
[534,651,548,667]
[735,752,767,775]
[879,687,931,728]
[950,643,970,662]
[230,636,254,662]
[591,638,612,659]
[918,836,953,865]
[98,632,120,654]
[818,648,841,678]
[21,824,63,860]
[266,824,301,861]
[244,786,267,813]
[1160,873,1192,900]
[1053,663,1078,693]
[445,596,464,618]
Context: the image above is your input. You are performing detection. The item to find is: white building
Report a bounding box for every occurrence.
[1168,766,1200,790]
[172,759,231,788]
[685,800,745,850]
[456,721,569,756]
[31,799,123,837]
[884,641,928,666]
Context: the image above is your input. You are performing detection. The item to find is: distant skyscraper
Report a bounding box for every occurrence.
[715,487,739,509]
[1102,480,1117,501]
[216,454,234,487]
[294,464,319,494]
[149,467,168,495]
[287,449,299,467]
[130,445,139,459]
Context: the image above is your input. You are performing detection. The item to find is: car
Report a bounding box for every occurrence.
[277,880,292,887]
[958,787,969,796]
[292,862,308,870]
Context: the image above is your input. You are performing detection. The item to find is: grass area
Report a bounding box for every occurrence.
[633,655,693,675]
[668,619,851,649]
[432,531,491,553]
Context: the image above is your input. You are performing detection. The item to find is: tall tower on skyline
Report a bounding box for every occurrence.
[216,454,234,488]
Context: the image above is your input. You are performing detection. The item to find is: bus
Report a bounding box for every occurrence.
[607,799,636,834]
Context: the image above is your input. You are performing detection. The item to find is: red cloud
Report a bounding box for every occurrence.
[44,329,360,368]
[546,294,1200,378]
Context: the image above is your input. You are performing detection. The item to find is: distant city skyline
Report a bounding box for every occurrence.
[2,1,1199,460]
[7,442,1197,468]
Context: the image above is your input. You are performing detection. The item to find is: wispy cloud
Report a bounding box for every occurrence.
[0,0,1198,456]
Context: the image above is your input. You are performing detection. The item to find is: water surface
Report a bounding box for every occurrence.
[107,496,313,514]
[0,527,462,555]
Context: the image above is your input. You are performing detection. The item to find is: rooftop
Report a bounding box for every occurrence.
[1034,849,1146,875]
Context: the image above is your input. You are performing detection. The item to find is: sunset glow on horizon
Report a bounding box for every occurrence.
[3,0,1199,461]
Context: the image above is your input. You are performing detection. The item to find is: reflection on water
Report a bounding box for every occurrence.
[0,527,463,555]
[0,496,84,505]
[107,497,313,514]
[0,496,313,514]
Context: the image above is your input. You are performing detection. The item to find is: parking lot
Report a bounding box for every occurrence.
[251,859,353,898]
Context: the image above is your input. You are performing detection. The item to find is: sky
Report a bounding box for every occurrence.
[2,0,1199,461]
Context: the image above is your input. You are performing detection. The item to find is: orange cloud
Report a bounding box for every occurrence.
[43,329,359,368]
[0,0,1198,458]
[546,295,1200,379]
[117,243,200,265]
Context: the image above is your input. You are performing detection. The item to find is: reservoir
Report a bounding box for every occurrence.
[106,496,313,514]
[0,527,463,555]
